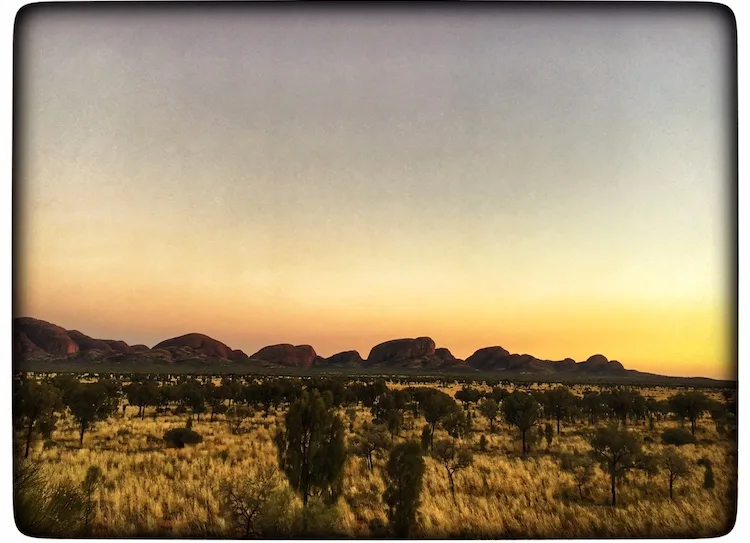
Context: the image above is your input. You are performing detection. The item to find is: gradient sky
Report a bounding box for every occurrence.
[16,5,734,379]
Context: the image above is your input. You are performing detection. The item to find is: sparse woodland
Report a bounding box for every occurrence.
[13,372,737,538]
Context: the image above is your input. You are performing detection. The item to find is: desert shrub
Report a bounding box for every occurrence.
[384,441,425,537]
[661,427,697,446]
[116,427,130,437]
[163,428,203,449]
[14,456,87,537]
[291,497,342,537]
[221,466,282,537]
[698,457,715,489]
[276,389,347,505]
[561,453,595,501]
[479,434,487,452]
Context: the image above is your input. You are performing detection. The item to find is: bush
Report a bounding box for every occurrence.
[661,427,697,446]
[163,428,203,449]
[291,497,342,537]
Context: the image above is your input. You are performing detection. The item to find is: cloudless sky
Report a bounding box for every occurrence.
[16,4,734,379]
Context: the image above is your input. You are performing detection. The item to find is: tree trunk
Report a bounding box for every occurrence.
[80,425,86,446]
[141,406,145,420]
[557,417,561,436]
[430,422,436,449]
[578,482,584,501]
[245,514,251,538]
[669,477,674,500]
[448,470,455,500]
[210,408,215,423]
[521,429,527,456]
[610,472,617,506]
[691,418,696,435]
[24,416,35,459]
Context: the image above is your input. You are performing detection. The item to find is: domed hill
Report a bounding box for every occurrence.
[104,340,132,354]
[14,329,41,355]
[321,350,364,367]
[465,346,511,371]
[251,344,318,368]
[67,330,115,353]
[366,337,436,365]
[153,333,234,360]
[466,346,626,375]
[434,347,457,361]
[575,354,625,373]
[14,317,79,355]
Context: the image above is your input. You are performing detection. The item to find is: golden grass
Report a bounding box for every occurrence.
[26,382,735,538]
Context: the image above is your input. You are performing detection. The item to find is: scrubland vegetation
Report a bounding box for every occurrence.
[14,372,737,538]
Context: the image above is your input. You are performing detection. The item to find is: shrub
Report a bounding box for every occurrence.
[163,428,203,449]
[661,427,697,446]
[384,441,425,537]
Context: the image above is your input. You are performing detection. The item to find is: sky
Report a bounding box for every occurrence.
[16,4,734,379]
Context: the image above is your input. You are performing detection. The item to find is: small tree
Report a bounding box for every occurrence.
[226,405,253,435]
[14,379,62,458]
[441,409,468,440]
[221,465,280,538]
[544,386,576,435]
[589,425,643,506]
[502,391,540,455]
[275,389,347,505]
[669,391,711,435]
[66,383,119,446]
[479,434,487,452]
[350,422,390,471]
[422,390,460,450]
[561,453,595,501]
[661,447,690,501]
[477,398,499,433]
[383,441,425,538]
[383,408,404,440]
[454,386,481,411]
[431,439,473,501]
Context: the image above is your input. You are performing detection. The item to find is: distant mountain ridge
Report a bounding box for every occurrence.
[13,316,724,384]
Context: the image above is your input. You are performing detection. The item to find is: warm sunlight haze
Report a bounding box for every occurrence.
[17,6,733,379]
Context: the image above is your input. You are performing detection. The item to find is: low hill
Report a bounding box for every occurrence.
[12,317,732,386]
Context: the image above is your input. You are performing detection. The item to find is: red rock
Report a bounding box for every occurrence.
[366,337,436,365]
[465,346,512,370]
[251,344,318,368]
[14,317,79,355]
[13,330,40,355]
[103,340,132,354]
[229,349,248,361]
[67,330,114,353]
[324,350,363,366]
[153,333,234,359]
